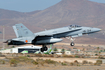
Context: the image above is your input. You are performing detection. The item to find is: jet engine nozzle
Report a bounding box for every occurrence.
[3,39,13,45]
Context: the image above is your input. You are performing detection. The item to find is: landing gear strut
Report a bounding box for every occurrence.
[40,45,48,52]
[70,37,75,46]
[66,37,75,46]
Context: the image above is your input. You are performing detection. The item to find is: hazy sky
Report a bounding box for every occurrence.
[0,0,105,12]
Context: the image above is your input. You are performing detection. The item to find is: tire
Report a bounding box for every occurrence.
[40,48,44,52]
[70,42,75,46]
[44,47,48,51]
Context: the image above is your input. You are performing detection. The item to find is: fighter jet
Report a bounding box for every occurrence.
[4,23,101,52]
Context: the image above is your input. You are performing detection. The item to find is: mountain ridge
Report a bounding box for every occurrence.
[0,0,105,40]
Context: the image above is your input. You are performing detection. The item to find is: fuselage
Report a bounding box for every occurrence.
[35,25,101,39]
[6,24,101,45]
[32,25,101,45]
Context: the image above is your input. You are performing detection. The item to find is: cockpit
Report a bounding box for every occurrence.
[69,25,81,28]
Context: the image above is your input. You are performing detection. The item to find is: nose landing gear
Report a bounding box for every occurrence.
[66,37,75,46]
[70,42,75,46]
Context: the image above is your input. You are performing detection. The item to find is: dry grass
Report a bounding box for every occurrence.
[3,53,87,58]
[8,56,58,67]
[10,59,18,67]
[94,60,102,66]
[0,55,103,68]
[82,60,88,65]
[0,60,5,64]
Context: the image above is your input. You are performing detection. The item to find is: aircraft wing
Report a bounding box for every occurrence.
[53,28,82,35]
[34,27,81,39]
[33,35,53,42]
[35,28,82,37]
[32,35,62,45]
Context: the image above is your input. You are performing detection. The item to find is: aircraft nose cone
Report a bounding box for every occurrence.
[93,28,101,32]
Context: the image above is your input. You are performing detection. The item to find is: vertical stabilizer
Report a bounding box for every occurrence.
[13,23,34,38]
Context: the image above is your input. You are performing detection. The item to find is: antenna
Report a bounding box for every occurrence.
[3,25,5,49]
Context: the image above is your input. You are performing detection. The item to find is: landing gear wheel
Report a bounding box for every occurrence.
[44,47,48,51]
[70,42,75,46]
[41,45,48,52]
[40,48,44,52]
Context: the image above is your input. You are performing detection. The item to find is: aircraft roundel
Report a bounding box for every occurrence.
[25,40,28,43]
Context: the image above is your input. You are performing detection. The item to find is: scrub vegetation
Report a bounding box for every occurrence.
[0,53,103,67]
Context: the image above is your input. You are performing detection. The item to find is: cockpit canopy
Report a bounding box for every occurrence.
[69,25,81,28]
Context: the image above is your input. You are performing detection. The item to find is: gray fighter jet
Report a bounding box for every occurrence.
[4,23,101,52]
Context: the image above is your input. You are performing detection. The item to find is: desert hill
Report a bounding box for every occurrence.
[0,0,105,44]
[14,0,105,29]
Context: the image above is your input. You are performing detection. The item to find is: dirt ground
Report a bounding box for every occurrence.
[0,57,105,70]
[0,63,105,70]
[30,57,96,63]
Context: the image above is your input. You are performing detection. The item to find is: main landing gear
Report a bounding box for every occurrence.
[40,45,48,52]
